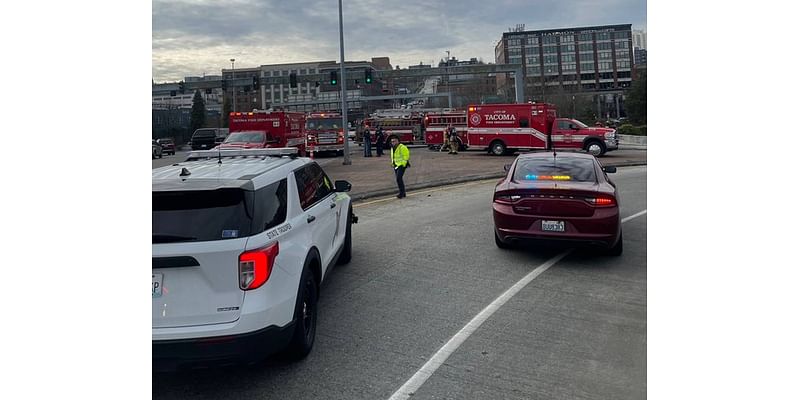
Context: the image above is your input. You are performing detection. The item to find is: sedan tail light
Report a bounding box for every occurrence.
[494,193,521,204]
[585,196,616,207]
[239,242,279,290]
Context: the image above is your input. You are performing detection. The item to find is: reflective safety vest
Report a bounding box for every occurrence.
[391,143,410,167]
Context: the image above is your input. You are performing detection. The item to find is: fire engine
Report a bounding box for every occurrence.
[466,103,618,156]
[362,109,425,148]
[424,110,468,151]
[305,112,345,156]
[227,110,306,154]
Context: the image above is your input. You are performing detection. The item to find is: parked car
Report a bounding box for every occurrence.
[493,151,622,255]
[191,128,228,150]
[152,139,163,159]
[156,138,175,155]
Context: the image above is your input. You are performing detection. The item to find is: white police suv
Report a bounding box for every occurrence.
[152,148,356,370]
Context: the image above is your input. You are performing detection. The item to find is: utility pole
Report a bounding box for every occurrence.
[230,59,236,113]
[338,0,351,165]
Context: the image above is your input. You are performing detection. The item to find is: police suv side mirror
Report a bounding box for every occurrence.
[602,166,617,173]
[503,163,512,172]
[334,180,352,192]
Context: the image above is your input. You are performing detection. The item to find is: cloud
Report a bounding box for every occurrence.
[152,0,646,82]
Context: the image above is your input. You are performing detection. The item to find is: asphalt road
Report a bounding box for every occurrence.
[153,166,647,400]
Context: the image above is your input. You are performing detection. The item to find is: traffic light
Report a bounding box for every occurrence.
[365,69,373,84]
[330,70,338,85]
[289,72,297,88]
[178,81,185,94]
[252,76,260,90]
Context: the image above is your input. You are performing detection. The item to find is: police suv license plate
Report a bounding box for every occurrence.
[541,220,565,232]
[152,273,163,298]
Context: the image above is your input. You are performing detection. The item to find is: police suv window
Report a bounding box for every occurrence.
[252,179,288,234]
[308,163,333,203]
[294,166,316,210]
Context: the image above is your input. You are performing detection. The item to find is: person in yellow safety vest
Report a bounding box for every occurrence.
[389,136,410,199]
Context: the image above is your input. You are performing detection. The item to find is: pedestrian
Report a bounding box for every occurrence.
[389,136,410,198]
[375,125,385,157]
[363,126,372,157]
[447,124,460,155]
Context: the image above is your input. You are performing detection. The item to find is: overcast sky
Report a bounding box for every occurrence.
[152,0,646,82]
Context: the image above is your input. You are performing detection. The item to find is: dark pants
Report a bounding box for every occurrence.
[395,166,406,197]
[363,137,372,157]
[376,138,384,156]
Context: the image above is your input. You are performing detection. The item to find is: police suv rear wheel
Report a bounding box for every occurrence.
[285,265,318,360]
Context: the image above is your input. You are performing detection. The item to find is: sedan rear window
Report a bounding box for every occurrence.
[513,157,597,182]
[153,189,253,243]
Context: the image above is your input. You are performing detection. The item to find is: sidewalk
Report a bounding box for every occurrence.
[317,147,647,201]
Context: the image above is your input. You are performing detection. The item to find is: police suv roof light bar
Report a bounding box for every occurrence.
[187,148,299,161]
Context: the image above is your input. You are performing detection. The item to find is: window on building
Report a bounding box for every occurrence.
[509,57,522,65]
[598,62,613,71]
[562,63,577,72]
[300,69,307,75]
[561,34,574,43]
[615,40,629,49]
[526,66,541,75]
[526,35,539,45]
[508,38,521,46]
[598,51,613,60]
[526,55,540,64]
[544,65,558,75]
[597,42,612,51]
[579,33,592,41]
[581,73,596,81]
[579,52,595,62]
[508,48,522,56]
[614,31,630,39]
[600,72,614,80]
[561,44,575,53]
[579,43,594,52]
[544,55,558,64]
[581,63,596,73]
[582,83,596,90]
[282,70,288,76]
[542,35,558,44]
[562,54,576,63]
[597,32,611,41]
[616,60,631,69]
[543,45,558,54]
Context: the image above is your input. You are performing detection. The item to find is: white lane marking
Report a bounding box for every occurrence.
[387,209,648,400]
[622,209,647,223]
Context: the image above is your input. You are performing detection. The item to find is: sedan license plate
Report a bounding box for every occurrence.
[152,273,163,298]
[541,220,565,232]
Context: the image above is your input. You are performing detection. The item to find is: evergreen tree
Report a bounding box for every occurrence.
[190,90,206,134]
[626,70,647,124]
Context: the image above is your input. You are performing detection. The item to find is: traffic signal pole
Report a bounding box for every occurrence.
[338,0,351,165]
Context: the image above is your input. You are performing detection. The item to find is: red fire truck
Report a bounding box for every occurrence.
[305,112,345,156]
[424,110,468,151]
[363,110,424,147]
[227,110,306,154]
[466,103,618,156]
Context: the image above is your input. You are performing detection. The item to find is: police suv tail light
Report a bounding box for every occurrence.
[586,196,616,207]
[239,242,279,290]
[494,193,520,204]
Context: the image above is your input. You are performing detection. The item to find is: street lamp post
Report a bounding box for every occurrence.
[230,59,236,113]
[338,0,351,165]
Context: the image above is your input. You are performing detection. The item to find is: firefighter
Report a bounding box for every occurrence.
[389,136,410,199]
[447,125,460,155]
[375,125,385,157]
[440,124,452,153]
[363,126,372,157]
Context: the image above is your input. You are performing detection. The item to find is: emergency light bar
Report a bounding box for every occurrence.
[186,148,299,161]
[523,175,572,181]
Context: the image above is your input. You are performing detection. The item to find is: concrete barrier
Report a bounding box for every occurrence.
[619,134,647,146]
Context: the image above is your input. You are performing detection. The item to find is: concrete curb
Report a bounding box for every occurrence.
[350,161,647,203]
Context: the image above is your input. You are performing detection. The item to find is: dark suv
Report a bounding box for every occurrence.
[190,129,219,150]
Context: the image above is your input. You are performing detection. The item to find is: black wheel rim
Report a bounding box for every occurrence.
[301,280,315,341]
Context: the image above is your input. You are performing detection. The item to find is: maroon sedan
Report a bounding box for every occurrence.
[493,151,622,255]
